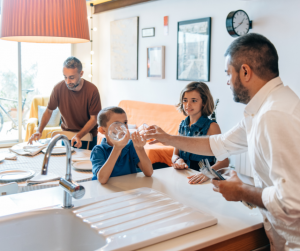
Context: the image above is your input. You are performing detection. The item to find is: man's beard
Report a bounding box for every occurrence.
[66,78,81,91]
[232,74,250,104]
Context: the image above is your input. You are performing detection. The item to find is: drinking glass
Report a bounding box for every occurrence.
[108,122,151,142]
[108,122,127,141]
[137,123,149,136]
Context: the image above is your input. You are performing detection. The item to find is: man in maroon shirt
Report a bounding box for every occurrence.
[28,57,101,150]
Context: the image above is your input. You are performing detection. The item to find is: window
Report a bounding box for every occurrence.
[0,12,71,146]
[0,39,19,144]
[21,43,71,141]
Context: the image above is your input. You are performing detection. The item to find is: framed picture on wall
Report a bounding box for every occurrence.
[111,16,139,80]
[177,17,211,82]
[147,46,165,79]
[142,27,155,37]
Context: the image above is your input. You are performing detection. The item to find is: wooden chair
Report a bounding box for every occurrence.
[51,131,93,150]
[0,182,18,196]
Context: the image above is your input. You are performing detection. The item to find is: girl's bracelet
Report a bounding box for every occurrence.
[172,157,180,164]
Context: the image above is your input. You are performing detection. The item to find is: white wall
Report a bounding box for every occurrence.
[73,0,300,133]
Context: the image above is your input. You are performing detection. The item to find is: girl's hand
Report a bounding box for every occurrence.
[131,131,146,149]
[172,158,188,169]
[187,173,209,184]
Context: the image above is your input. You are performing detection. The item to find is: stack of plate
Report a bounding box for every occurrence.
[72,149,92,171]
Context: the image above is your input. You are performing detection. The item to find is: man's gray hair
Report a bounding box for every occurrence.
[63,57,82,73]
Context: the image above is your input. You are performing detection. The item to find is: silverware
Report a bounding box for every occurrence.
[198,159,256,210]
[198,160,216,179]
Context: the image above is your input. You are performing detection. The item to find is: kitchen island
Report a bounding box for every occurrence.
[0,167,269,250]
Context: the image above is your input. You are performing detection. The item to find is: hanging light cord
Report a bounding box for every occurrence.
[90,3,94,83]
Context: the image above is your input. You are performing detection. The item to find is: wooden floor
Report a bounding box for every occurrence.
[199,228,270,251]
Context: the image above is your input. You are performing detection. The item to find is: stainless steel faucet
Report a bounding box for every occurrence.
[41,134,85,208]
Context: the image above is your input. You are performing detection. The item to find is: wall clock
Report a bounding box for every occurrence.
[226,10,252,37]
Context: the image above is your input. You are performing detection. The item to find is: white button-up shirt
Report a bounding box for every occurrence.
[210,77,300,250]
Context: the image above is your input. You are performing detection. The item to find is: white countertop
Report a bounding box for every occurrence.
[0,167,263,251]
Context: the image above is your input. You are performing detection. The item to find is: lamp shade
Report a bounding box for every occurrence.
[0,0,90,43]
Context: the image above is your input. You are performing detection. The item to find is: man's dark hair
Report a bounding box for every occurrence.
[63,56,82,73]
[224,33,279,80]
[97,106,126,127]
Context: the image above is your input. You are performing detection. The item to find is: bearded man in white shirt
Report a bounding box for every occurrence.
[145,33,300,250]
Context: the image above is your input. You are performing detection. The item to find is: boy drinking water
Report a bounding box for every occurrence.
[91,106,153,184]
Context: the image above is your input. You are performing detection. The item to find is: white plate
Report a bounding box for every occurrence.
[42,147,74,155]
[27,173,61,184]
[0,156,5,162]
[72,149,91,162]
[72,160,92,171]
[0,170,35,182]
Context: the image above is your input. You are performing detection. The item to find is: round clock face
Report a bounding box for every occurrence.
[232,10,250,36]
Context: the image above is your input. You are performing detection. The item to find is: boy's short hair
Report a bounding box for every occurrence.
[97,106,126,127]
[177,82,214,117]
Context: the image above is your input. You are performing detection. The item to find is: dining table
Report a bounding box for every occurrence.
[0,146,93,193]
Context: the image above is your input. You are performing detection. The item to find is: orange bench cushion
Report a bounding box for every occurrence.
[144,143,174,166]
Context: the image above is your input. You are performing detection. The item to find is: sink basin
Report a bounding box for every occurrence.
[0,188,217,251]
[0,209,107,251]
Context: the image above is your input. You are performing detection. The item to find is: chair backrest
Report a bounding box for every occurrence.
[29,96,50,119]
[51,131,93,149]
[0,182,18,196]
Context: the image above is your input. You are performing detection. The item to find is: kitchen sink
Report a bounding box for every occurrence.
[0,188,217,251]
[0,208,106,251]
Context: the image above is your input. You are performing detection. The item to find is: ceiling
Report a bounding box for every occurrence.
[86,0,113,5]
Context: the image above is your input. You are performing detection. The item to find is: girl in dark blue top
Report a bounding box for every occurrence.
[172,82,229,184]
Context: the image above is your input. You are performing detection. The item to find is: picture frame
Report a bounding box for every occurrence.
[111,16,139,80]
[177,17,211,82]
[147,46,165,79]
[142,27,155,37]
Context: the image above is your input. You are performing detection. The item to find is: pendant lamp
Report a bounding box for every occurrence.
[0,0,90,43]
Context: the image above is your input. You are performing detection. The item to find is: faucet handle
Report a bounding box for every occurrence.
[59,178,85,200]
